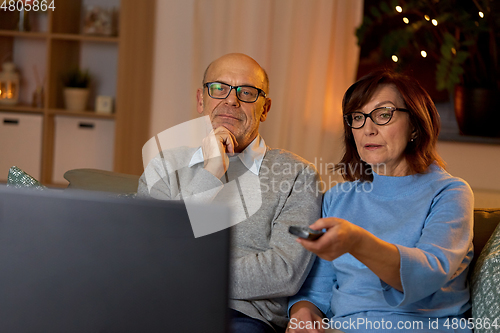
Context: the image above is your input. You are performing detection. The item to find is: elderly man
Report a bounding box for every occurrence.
[138,53,322,333]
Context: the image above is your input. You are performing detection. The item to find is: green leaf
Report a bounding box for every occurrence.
[436,56,457,93]
[379,1,391,14]
[370,6,382,18]
[443,32,457,45]
[455,51,469,63]
[441,44,452,60]
[380,29,412,57]
[389,0,399,8]
[462,40,475,47]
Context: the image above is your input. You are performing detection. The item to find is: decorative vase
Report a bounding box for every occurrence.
[454,86,500,138]
[63,88,89,111]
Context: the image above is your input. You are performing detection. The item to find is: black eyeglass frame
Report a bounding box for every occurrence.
[344,107,410,129]
[204,82,267,103]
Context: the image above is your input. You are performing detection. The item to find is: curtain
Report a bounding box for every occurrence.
[150,0,363,182]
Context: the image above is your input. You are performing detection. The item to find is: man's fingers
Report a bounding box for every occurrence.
[214,126,238,154]
[220,135,235,155]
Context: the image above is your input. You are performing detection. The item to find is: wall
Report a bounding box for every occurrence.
[149,0,197,137]
[150,0,500,209]
[437,142,500,207]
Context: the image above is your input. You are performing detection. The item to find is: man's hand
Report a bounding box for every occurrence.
[287,301,325,333]
[202,126,238,179]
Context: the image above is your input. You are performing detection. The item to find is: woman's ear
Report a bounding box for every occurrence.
[410,128,418,141]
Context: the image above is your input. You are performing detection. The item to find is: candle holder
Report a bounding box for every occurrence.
[0,62,20,105]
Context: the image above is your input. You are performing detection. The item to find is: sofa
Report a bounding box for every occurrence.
[7,167,500,332]
[469,209,500,332]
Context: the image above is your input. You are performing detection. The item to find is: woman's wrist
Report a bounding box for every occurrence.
[290,301,323,318]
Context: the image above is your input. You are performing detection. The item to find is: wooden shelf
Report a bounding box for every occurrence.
[49,108,115,119]
[50,33,119,43]
[0,30,49,39]
[0,0,155,185]
[0,104,45,114]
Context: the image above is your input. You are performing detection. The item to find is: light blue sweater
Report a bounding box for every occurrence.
[289,164,474,332]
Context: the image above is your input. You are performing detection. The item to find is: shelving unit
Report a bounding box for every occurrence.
[0,0,155,185]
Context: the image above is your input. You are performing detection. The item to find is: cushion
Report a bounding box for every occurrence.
[472,209,500,266]
[6,166,46,190]
[63,168,139,195]
[471,217,500,330]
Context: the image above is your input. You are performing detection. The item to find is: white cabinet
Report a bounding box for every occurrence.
[52,116,115,184]
[0,112,43,181]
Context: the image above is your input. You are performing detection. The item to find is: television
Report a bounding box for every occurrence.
[0,186,230,333]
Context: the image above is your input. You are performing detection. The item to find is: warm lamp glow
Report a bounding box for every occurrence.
[479,11,484,18]
[392,55,399,62]
[424,15,430,21]
[403,17,409,24]
[421,50,427,58]
[451,47,457,55]
[0,62,20,105]
[395,6,402,13]
[432,19,438,26]
[7,83,13,98]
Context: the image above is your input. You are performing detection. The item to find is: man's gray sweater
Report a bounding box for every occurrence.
[138,146,322,329]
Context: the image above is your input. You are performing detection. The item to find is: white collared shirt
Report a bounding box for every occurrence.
[188,135,266,175]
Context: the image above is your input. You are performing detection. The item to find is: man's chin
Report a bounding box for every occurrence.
[212,121,239,134]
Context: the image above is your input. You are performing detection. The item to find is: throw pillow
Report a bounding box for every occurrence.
[471,221,500,332]
[6,166,46,190]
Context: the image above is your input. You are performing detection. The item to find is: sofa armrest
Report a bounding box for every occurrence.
[63,169,140,195]
[472,209,500,268]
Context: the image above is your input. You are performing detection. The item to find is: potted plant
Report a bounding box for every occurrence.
[356,0,500,137]
[62,68,91,111]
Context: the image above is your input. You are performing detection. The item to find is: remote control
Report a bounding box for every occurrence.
[289,225,325,240]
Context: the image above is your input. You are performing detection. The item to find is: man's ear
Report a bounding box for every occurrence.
[196,88,204,114]
[260,98,271,122]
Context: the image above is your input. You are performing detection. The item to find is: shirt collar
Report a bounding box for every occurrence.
[188,135,266,175]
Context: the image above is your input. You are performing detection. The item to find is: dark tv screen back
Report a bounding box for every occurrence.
[0,186,230,333]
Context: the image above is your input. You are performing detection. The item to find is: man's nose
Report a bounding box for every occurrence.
[225,88,240,106]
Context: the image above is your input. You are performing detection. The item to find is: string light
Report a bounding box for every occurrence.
[432,19,438,26]
[421,50,427,58]
[424,15,430,21]
[392,55,399,62]
[479,11,484,18]
[451,48,457,55]
[403,17,409,24]
[395,6,403,13]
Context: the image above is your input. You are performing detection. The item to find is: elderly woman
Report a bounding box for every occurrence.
[287,70,473,333]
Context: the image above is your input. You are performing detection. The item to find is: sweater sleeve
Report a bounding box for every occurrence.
[137,155,223,203]
[229,165,322,300]
[288,256,336,318]
[382,179,474,307]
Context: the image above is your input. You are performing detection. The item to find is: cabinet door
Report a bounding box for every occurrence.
[52,116,115,184]
[0,112,43,182]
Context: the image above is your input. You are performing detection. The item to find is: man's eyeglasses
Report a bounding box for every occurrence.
[204,82,267,103]
[344,107,409,129]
